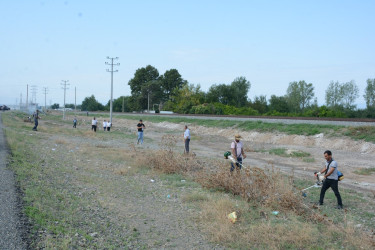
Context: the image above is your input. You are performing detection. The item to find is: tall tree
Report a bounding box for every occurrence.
[341,80,359,110]
[326,80,359,110]
[286,80,314,113]
[128,65,159,95]
[81,95,104,111]
[160,69,186,101]
[251,95,268,114]
[230,76,251,107]
[269,95,289,113]
[206,84,233,105]
[206,76,251,107]
[166,83,205,113]
[128,65,160,110]
[325,81,343,108]
[364,78,375,109]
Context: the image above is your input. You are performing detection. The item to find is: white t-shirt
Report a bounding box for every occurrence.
[231,141,243,157]
[107,122,111,127]
[184,128,190,139]
[103,121,107,127]
[92,119,97,126]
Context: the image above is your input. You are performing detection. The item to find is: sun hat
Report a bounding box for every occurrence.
[234,134,242,140]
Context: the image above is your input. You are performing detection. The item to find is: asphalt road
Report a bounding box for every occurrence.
[0,113,27,249]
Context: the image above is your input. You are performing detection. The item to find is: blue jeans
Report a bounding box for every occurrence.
[185,138,190,153]
[33,119,38,130]
[230,157,242,172]
[137,131,144,144]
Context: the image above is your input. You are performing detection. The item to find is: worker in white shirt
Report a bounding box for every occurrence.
[91,117,98,132]
[183,125,191,154]
[103,120,107,131]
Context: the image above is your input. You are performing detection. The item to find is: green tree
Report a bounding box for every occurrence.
[250,95,268,114]
[165,83,205,113]
[160,69,186,101]
[65,103,75,109]
[231,76,251,107]
[51,103,59,109]
[364,78,375,109]
[286,80,314,113]
[206,84,233,105]
[325,81,343,108]
[206,76,250,107]
[341,80,359,110]
[81,95,104,111]
[128,65,163,111]
[269,95,289,113]
[106,96,132,112]
[326,80,359,110]
[128,65,159,95]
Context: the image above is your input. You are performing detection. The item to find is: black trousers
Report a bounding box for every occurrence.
[319,179,343,206]
[185,138,190,153]
[92,125,97,132]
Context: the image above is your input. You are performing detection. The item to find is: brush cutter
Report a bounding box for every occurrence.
[298,172,324,197]
[224,151,246,169]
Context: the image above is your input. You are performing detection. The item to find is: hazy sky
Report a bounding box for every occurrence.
[1,0,374,108]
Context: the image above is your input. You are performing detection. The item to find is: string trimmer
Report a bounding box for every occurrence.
[224,151,246,169]
[299,172,324,197]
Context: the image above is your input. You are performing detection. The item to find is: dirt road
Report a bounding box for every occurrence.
[0,113,27,249]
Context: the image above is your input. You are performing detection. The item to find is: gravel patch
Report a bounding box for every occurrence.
[0,113,27,250]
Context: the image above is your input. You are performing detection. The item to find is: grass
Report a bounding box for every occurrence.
[117,113,375,143]
[353,167,375,175]
[268,147,312,159]
[2,111,375,249]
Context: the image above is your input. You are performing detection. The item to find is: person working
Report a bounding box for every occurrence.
[317,150,343,209]
[137,119,145,144]
[230,134,246,172]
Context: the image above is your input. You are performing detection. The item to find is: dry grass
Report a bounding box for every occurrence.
[134,135,375,249]
[55,138,68,145]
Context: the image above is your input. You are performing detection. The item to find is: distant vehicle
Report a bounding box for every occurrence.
[0,105,10,110]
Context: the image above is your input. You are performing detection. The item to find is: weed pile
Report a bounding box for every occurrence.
[137,135,205,174]
[138,135,303,212]
[197,164,303,212]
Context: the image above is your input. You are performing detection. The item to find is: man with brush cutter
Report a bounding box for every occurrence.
[316,150,343,209]
[230,134,247,172]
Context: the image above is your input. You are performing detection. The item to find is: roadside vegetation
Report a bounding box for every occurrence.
[3,111,375,249]
[115,113,375,143]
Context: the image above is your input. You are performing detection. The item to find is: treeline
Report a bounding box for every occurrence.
[77,65,375,118]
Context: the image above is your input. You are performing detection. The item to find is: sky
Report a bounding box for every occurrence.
[1,0,374,108]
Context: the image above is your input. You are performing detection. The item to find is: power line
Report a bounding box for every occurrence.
[61,80,70,120]
[105,57,120,124]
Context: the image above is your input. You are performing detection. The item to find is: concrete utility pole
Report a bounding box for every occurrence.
[74,87,76,111]
[43,87,48,111]
[105,57,119,124]
[61,80,70,120]
[30,85,37,106]
[26,84,28,110]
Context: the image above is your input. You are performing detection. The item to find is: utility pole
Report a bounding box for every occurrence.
[30,85,37,105]
[122,96,124,113]
[20,93,22,110]
[74,87,76,111]
[105,57,119,124]
[61,80,70,120]
[26,84,29,110]
[43,87,48,111]
[30,85,37,111]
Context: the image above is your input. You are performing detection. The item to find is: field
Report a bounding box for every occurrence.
[3,111,375,249]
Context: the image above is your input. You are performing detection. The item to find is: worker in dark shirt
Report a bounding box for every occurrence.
[136,119,146,144]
